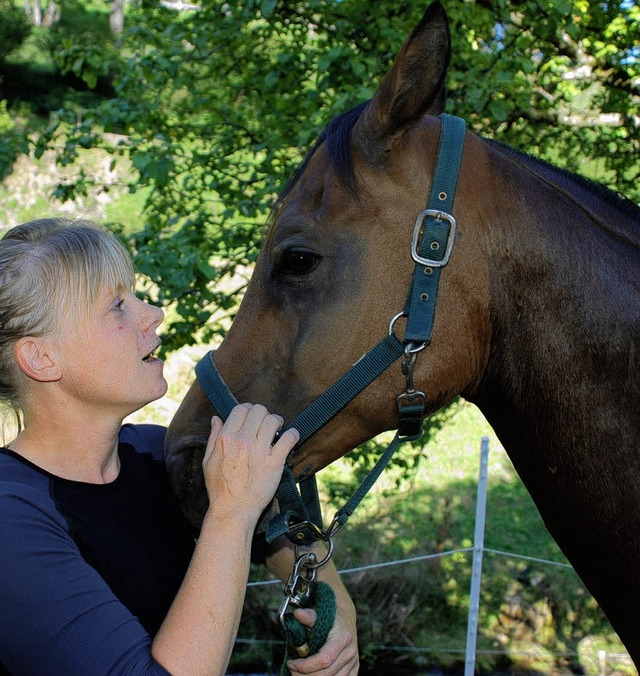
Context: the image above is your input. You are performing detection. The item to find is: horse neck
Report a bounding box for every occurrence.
[460,138,640,655]
[487,140,640,250]
[471,139,640,458]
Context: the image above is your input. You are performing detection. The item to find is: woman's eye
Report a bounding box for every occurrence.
[277,249,321,275]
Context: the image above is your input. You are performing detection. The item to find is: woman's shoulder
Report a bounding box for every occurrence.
[0,448,52,489]
[0,450,66,530]
[118,423,167,462]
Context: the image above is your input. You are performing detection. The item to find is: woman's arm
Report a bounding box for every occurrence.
[152,405,297,675]
[151,510,255,673]
[265,538,359,676]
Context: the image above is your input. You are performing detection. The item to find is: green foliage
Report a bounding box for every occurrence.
[25,0,638,354]
[445,0,640,195]
[0,100,29,179]
[322,403,456,503]
[45,2,118,91]
[0,100,16,139]
[50,34,116,89]
[56,0,112,37]
[0,0,32,64]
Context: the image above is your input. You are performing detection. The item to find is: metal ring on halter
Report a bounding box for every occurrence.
[388,311,427,354]
[388,310,406,336]
[294,536,335,570]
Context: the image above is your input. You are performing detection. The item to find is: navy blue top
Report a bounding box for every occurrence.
[0,424,196,675]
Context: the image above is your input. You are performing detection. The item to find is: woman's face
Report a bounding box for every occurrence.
[53,287,167,418]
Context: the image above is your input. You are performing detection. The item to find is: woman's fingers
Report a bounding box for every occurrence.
[273,427,300,455]
[239,403,283,444]
[222,403,296,452]
[202,415,223,466]
[292,607,317,628]
[200,404,301,521]
[219,404,282,442]
[220,403,252,433]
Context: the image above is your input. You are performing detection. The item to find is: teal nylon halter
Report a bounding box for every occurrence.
[194,114,466,545]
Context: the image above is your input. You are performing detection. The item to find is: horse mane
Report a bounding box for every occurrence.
[486,139,640,247]
[275,107,640,251]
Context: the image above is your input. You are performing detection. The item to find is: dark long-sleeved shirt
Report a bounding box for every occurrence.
[0,424,196,675]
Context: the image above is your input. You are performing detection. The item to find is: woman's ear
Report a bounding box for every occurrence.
[14,337,62,383]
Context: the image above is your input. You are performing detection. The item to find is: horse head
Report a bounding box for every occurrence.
[165,2,493,527]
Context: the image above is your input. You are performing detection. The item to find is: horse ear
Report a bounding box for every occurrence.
[353,1,450,157]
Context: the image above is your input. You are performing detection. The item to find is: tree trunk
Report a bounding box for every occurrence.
[32,0,42,26]
[41,1,59,27]
[110,0,126,37]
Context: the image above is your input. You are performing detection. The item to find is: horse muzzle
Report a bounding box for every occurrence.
[164,432,210,529]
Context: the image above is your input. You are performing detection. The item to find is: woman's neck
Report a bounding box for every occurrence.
[9,416,123,484]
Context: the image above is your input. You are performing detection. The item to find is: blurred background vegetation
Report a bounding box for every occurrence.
[1,0,639,673]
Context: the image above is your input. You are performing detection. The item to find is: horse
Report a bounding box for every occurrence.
[164,1,640,664]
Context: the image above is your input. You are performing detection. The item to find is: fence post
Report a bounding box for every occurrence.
[464,436,490,676]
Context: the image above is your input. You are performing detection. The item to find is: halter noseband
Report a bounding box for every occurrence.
[194,114,466,548]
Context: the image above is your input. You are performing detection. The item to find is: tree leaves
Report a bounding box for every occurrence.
[26,0,639,354]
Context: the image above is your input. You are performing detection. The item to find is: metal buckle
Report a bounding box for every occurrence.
[287,519,325,545]
[287,520,336,567]
[411,209,456,268]
[397,390,426,439]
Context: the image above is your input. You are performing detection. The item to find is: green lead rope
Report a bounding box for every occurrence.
[280,581,336,675]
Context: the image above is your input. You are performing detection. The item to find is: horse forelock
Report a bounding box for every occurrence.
[274,101,369,213]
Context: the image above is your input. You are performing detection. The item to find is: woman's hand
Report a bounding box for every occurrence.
[286,603,359,675]
[266,541,359,676]
[202,404,298,523]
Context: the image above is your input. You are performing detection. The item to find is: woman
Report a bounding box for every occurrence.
[0,218,358,675]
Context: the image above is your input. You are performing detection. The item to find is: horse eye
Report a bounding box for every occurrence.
[277,248,321,275]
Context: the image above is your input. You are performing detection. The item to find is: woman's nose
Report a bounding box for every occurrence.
[141,300,165,332]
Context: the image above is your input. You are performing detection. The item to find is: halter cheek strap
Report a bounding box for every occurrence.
[194,114,466,546]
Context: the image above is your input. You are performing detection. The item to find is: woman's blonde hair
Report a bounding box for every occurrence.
[0,218,135,418]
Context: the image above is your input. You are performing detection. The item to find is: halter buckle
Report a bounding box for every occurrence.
[411,209,456,268]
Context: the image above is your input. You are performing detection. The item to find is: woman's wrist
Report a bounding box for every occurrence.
[200,500,261,537]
